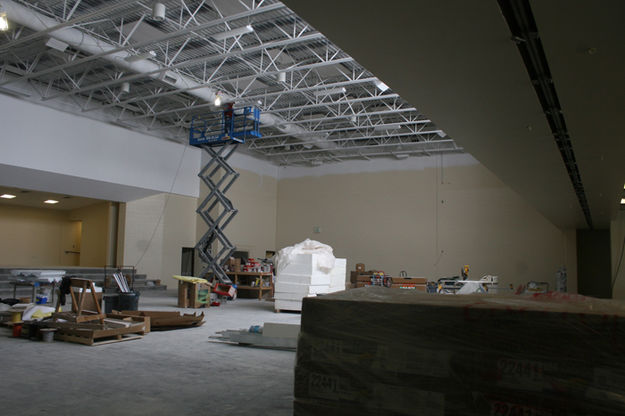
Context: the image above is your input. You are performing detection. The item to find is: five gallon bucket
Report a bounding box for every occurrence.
[40,328,56,342]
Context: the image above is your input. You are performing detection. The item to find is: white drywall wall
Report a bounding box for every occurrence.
[0,94,201,200]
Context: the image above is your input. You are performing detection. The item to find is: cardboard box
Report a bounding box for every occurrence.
[391,276,427,285]
[390,283,426,291]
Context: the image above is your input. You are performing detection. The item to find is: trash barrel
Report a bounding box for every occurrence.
[103,291,140,312]
[117,291,140,311]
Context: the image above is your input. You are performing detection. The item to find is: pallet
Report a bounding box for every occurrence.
[55,332,143,346]
[46,318,146,346]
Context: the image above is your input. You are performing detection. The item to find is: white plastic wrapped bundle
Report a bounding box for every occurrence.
[275,239,336,275]
[274,240,346,312]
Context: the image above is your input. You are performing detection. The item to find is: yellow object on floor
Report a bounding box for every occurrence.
[11,311,21,323]
[172,275,209,284]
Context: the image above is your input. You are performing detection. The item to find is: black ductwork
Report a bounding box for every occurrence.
[498,0,593,229]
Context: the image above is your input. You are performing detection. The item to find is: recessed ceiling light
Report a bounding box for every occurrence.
[44,199,59,204]
[621,198,625,205]
[1,194,16,199]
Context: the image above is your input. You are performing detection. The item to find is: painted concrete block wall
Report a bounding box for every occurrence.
[68,202,111,267]
[122,193,197,287]
[0,202,111,267]
[276,155,577,291]
[0,94,201,200]
[195,166,278,263]
[0,205,70,266]
[123,194,166,283]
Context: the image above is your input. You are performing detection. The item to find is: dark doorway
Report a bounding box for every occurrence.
[577,229,612,298]
[181,247,195,276]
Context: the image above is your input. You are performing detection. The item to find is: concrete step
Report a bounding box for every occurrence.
[0,266,166,298]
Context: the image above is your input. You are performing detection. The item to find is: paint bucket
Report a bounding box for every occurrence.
[12,323,22,338]
[10,311,22,323]
[40,328,56,343]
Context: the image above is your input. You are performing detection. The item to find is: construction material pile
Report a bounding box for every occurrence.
[274,239,346,312]
[294,286,625,415]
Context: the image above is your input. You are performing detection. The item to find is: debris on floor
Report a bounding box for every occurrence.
[44,317,147,346]
[211,322,300,350]
[109,310,205,331]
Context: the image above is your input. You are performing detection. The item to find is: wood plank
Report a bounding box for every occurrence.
[91,335,142,346]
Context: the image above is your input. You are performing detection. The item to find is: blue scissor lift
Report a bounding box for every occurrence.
[190,107,261,284]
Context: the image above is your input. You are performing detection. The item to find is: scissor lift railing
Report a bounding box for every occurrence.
[190,107,261,284]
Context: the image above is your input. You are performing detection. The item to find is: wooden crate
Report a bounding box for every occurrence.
[177,281,211,308]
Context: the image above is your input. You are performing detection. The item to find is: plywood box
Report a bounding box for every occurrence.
[295,287,625,415]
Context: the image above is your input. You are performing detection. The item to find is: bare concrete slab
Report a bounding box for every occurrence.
[0,290,300,416]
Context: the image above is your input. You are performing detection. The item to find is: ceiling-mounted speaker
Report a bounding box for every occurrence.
[152,2,166,22]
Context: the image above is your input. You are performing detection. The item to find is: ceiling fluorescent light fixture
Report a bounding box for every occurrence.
[124,50,156,62]
[394,154,409,159]
[212,25,254,41]
[1,194,16,199]
[45,38,68,52]
[314,87,346,97]
[375,80,389,92]
[0,12,8,31]
[44,199,59,204]
[374,123,402,131]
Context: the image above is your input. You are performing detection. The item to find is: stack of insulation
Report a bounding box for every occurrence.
[274,240,346,312]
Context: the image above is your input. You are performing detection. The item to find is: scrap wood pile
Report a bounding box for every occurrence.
[8,277,206,346]
[42,314,147,346]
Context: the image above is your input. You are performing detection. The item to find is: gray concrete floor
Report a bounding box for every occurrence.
[0,290,301,416]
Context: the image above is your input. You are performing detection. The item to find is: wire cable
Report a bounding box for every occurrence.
[133,142,189,270]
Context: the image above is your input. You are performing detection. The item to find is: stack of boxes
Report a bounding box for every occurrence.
[274,254,346,312]
[295,287,625,415]
[350,263,427,291]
